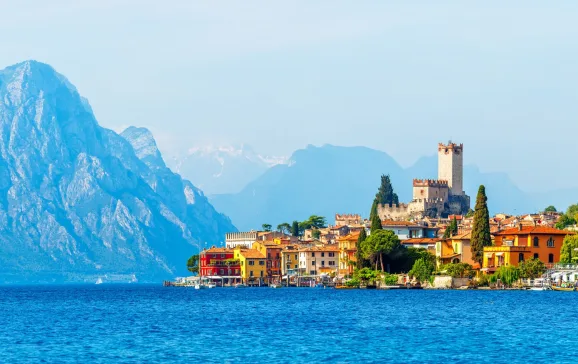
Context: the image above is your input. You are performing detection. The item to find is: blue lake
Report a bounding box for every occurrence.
[0,285,576,363]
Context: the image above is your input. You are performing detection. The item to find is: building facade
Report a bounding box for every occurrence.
[199,247,241,279]
[298,246,339,276]
[234,247,267,284]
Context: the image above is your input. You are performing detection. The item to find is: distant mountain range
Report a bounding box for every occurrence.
[210,144,576,231]
[167,145,287,195]
[0,61,235,283]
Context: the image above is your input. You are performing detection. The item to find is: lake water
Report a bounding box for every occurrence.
[0,285,576,363]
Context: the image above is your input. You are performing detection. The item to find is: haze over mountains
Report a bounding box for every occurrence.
[0,61,234,283]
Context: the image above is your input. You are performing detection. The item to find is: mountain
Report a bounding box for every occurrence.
[211,145,561,231]
[0,60,235,283]
[210,144,408,231]
[167,145,287,195]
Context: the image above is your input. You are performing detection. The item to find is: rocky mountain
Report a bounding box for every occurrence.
[211,145,560,231]
[0,61,235,283]
[167,145,287,195]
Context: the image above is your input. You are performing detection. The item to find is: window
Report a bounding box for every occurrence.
[533,237,539,247]
[294,264,298,269]
[248,260,254,266]
[310,270,315,275]
[267,262,271,268]
[321,261,325,266]
[329,261,335,266]
[259,261,265,266]
[547,237,555,248]
[312,261,316,266]
[235,269,239,274]
[518,253,524,262]
[221,254,225,258]
[267,253,271,259]
[311,252,315,257]
[294,254,297,260]
[212,254,217,258]
[329,252,335,257]
[534,253,539,259]
[260,271,263,277]
[321,252,325,257]
[548,254,554,263]
[250,271,254,277]
[219,269,224,274]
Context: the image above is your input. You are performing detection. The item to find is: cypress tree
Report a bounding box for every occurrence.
[371,208,382,233]
[291,220,300,237]
[375,174,399,206]
[471,185,492,264]
[355,228,368,269]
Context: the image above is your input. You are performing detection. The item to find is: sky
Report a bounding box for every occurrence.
[1,1,578,192]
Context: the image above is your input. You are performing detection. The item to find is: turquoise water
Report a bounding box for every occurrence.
[0,286,576,363]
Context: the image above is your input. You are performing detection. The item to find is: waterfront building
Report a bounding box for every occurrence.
[252,241,282,283]
[338,232,361,277]
[482,225,574,273]
[199,247,241,284]
[435,231,476,268]
[234,248,267,284]
[280,245,300,276]
[298,246,339,276]
[225,231,258,248]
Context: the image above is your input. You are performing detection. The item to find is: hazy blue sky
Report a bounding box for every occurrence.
[2,1,578,192]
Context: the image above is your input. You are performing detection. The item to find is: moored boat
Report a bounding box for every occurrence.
[234,283,246,288]
[552,285,576,292]
[207,282,217,289]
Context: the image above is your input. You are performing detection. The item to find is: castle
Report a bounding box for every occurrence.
[378,142,470,220]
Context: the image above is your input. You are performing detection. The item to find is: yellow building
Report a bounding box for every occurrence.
[435,231,477,268]
[234,247,267,284]
[280,245,300,275]
[337,232,360,277]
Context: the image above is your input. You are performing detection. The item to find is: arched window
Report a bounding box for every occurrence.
[548,253,554,263]
[533,237,539,247]
[452,258,460,264]
[547,237,555,247]
[519,253,524,262]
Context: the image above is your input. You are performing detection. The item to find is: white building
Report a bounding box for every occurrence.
[298,246,339,276]
[225,232,258,249]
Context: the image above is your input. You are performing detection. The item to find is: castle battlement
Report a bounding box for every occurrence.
[335,214,361,220]
[413,179,449,188]
[438,141,463,154]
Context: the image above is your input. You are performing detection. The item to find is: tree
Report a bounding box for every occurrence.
[442,218,458,239]
[471,185,492,265]
[369,200,379,223]
[276,223,291,234]
[491,266,520,287]
[375,174,399,206]
[300,215,327,230]
[408,258,435,283]
[560,235,578,263]
[361,229,401,272]
[291,221,300,237]
[556,214,576,230]
[354,267,379,286]
[312,229,321,239]
[355,228,369,269]
[187,254,199,274]
[544,205,557,213]
[518,258,547,279]
[261,224,272,232]
[465,208,474,218]
[441,263,474,278]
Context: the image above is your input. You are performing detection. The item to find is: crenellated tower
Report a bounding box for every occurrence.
[438,141,464,196]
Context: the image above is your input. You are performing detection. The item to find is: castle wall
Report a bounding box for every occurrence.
[412,184,449,202]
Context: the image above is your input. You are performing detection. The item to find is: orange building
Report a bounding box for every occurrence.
[252,241,283,283]
[337,231,361,276]
[482,225,574,273]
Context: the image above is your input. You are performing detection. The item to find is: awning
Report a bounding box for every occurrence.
[484,253,494,257]
[495,252,504,256]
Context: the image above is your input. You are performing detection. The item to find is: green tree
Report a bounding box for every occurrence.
[369,199,379,223]
[382,272,399,286]
[361,229,401,271]
[556,214,576,230]
[291,221,300,237]
[276,222,291,234]
[567,203,578,220]
[560,235,578,263]
[354,267,379,286]
[544,205,557,213]
[492,266,520,287]
[409,258,435,283]
[300,215,327,230]
[261,224,272,232]
[187,254,199,274]
[355,228,369,269]
[471,185,492,265]
[312,229,321,239]
[518,258,547,279]
[465,208,474,218]
[441,263,474,278]
[375,174,399,206]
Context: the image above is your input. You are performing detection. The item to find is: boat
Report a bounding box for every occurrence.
[194,283,206,290]
[270,283,282,288]
[95,278,103,285]
[234,283,246,288]
[552,285,576,292]
[206,282,217,289]
[529,278,551,291]
[335,285,357,289]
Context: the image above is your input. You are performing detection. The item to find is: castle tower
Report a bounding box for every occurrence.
[438,141,463,196]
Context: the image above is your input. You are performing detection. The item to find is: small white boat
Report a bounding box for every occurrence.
[234,283,246,288]
[270,283,282,288]
[95,278,103,285]
[194,284,206,290]
[207,282,217,289]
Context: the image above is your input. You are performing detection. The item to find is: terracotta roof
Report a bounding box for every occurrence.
[451,231,472,240]
[298,245,340,252]
[237,249,266,259]
[402,238,441,244]
[494,226,575,236]
[337,232,361,241]
[381,220,419,227]
[203,247,232,253]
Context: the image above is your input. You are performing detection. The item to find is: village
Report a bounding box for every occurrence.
[169,142,578,290]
